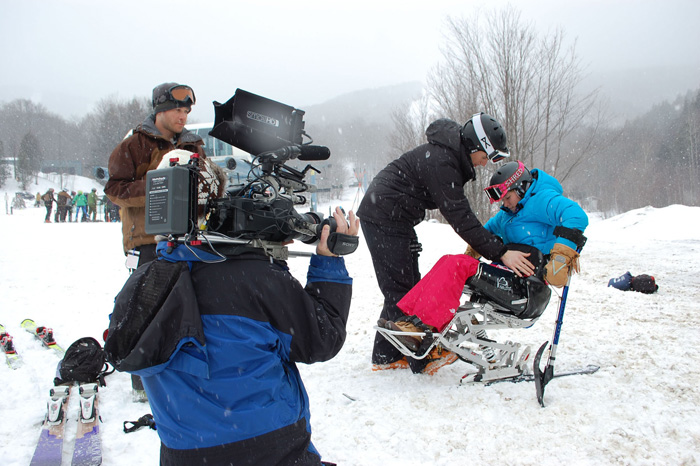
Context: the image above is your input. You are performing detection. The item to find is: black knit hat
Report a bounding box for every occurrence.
[152,82,195,114]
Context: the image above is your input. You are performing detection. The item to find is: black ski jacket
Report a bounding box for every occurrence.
[357,119,507,261]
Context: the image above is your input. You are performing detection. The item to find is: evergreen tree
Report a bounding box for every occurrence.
[16,132,42,190]
[0,140,8,188]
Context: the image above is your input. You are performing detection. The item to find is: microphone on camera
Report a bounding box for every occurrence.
[297,145,331,161]
[270,145,331,161]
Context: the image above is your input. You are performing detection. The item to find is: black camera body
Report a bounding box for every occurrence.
[144,89,356,259]
[206,195,323,244]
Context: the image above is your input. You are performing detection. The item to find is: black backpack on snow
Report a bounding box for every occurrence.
[54,336,113,386]
[630,274,659,294]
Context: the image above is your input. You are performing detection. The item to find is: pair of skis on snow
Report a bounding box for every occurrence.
[1,320,102,465]
[31,383,102,466]
[1,319,65,369]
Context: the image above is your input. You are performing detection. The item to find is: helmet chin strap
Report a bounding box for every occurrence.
[515,180,532,198]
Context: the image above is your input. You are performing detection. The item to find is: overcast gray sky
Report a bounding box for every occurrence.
[2,0,699,122]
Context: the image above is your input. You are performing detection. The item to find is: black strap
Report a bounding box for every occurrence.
[398,315,434,335]
[97,362,116,387]
[124,414,156,433]
[409,238,423,254]
[328,232,359,255]
[553,226,587,250]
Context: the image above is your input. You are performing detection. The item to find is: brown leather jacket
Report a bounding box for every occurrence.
[104,115,204,253]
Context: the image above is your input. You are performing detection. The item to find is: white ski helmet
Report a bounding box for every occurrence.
[461,112,509,163]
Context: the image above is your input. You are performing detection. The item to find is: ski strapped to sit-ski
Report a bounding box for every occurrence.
[21,319,65,355]
[479,363,600,386]
[1,324,23,369]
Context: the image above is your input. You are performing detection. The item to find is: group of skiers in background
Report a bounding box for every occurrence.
[39,187,121,224]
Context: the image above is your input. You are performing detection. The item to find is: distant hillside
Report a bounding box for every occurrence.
[301,64,700,130]
[303,81,423,127]
[290,82,424,182]
[581,63,700,125]
[291,68,700,184]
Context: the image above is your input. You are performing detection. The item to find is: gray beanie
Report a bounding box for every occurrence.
[152,82,195,114]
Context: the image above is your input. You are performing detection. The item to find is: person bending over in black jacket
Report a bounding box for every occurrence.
[357,113,534,374]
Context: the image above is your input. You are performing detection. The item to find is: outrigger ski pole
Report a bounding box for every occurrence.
[534,243,587,407]
[533,276,571,407]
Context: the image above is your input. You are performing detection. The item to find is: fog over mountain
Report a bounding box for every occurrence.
[303,82,424,126]
[300,63,699,130]
[583,64,700,125]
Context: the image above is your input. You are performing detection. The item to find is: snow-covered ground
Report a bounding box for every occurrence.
[1,175,699,465]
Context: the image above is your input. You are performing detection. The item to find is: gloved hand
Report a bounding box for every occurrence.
[545,243,580,287]
[464,244,481,260]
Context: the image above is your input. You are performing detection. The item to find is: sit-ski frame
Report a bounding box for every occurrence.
[374,290,542,383]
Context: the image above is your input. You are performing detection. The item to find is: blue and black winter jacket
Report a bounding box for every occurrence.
[106,242,352,465]
[484,169,588,253]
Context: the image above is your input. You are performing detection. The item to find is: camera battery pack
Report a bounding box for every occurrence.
[145,166,191,236]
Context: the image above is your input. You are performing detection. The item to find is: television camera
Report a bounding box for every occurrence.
[144,89,358,260]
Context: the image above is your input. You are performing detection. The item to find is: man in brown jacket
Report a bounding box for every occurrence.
[105,82,204,266]
[105,82,204,401]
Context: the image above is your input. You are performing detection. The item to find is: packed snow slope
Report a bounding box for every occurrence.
[1,177,699,465]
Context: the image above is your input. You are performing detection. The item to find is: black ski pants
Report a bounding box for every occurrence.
[361,219,422,365]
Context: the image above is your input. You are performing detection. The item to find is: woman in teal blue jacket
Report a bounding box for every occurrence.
[482,161,588,258]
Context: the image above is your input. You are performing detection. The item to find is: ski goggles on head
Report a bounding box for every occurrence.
[484,184,508,203]
[488,151,509,163]
[483,160,527,203]
[471,113,509,163]
[155,85,196,106]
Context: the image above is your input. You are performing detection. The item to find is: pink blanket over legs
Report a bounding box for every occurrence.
[397,254,479,331]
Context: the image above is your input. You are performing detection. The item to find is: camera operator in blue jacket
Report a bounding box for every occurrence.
[107,190,359,465]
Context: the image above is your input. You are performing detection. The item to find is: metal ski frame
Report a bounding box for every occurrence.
[376,243,597,404]
[374,296,540,383]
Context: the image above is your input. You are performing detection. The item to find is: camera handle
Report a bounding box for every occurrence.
[327,232,359,256]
